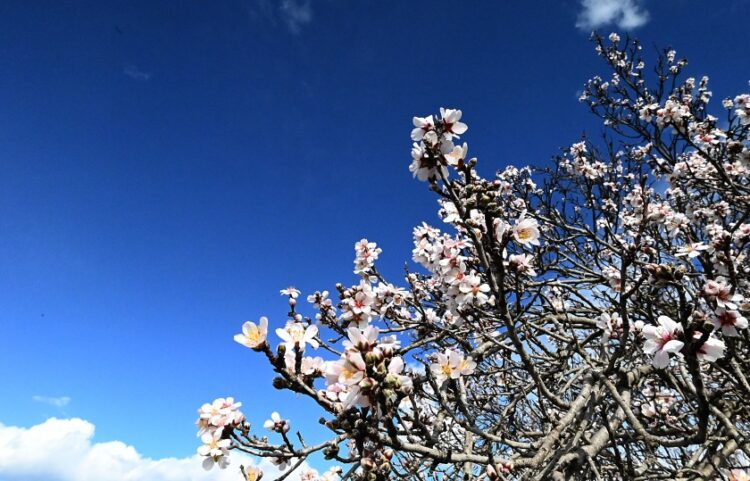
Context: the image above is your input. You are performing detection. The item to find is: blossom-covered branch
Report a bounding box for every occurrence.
[197,33,750,481]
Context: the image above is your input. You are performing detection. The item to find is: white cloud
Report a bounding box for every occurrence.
[32,396,71,408]
[0,418,296,481]
[576,0,650,30]
[279,0,313,34]
[123,64,152,81]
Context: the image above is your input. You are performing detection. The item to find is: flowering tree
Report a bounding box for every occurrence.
[196,34,750,481]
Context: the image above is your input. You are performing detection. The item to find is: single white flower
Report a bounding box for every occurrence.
[264,412,290,433]
[244,466,263,481]
[439,108,468,139]
[234,317,269,349]
[512,212,541,246]
[280,287,301,298]
[197,431,231,470]
[712,308,748,337]
[694,332,725,363]
[411,115,435,141]
[276,322,319,351]
[675,242,710,258]
[508,253,537,277]
[642,315,684,368]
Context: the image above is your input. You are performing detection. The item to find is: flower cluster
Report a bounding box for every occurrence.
[195,397,245,470]
[354,239,382,277]
[430,348,476,386]
[323,326,410,410]
[409,108,468,182]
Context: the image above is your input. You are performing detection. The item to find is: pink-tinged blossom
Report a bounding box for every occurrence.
[508,253,537,277]
[733,223,750,242]
[353,238,382,276]
[457,273,491,306]
[264,412,290,433]
[439,108,468,140]
[494,218,509,243]
[596,312,622,344]
[602,265,623,292]
[344,325,379,352]
[642,316,684,368]
[197,431,231,470]
[276,321,319,351]
[196,397,244,436]
[307,290,330,308]
[411,115,435,141]
[675,242,710,258]
[735,94,750,125]
[703,280,743,309]
[284,353,325,375]
[409,141,448,182]
[325,352,366,386]
[445,142,468,166]
[299,468,318,481]
[512,212,541,246]
[234,317,269,350]
[728,469,750,481]
[712,308,748,337]
[693,331,725,363]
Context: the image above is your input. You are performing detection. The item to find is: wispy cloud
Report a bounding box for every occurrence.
[123,64,152,81]
[576,0,650,30]
[0,418,308,481]
[279,0,313,34]
[250,0,313,34]
[32,395,71,408]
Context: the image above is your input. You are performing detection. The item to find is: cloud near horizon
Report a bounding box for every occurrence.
[576,0,650,30]
[0,418,297,481]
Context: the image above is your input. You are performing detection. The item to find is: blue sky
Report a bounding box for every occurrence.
[0,0,748,472]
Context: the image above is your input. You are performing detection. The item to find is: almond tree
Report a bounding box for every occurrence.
[196,33,750,481]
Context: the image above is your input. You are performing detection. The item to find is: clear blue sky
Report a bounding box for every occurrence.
[1,0,748,460]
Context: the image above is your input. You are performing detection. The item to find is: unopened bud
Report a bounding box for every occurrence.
[365,351,383,365]
[361,458,376,471]
[383,374,401,389]
[359,377,377,392]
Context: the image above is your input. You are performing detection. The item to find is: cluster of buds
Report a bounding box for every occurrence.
[359,448,394,481]
[643,263,686,286]
[307,290,337,323]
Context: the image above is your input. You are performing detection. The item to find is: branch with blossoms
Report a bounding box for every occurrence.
[196,32,750,481]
